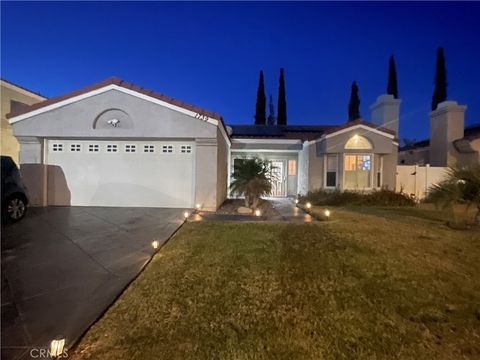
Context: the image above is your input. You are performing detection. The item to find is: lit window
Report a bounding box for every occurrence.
[107,144,118,153]
[344,154,371,189]
[162,145,173,153]
[89,144,99,152]
[144,145,155,153]
[52,144,63,152]
[125,144,136,153]
[326,154,337,187]
[70,144,81,152]
[345,135,372,150]
[181,145,192,153]
[288,160,296,176]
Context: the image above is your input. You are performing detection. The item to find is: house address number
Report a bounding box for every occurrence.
[195,113,209,121]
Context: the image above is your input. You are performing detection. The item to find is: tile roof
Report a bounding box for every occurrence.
[230,119,395,141]
[6,77,224,122]
[1,78,47,99]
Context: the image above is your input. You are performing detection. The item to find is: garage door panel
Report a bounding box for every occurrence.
[47,140,194,208]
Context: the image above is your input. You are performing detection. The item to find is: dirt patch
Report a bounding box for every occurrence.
[216,199,280,217]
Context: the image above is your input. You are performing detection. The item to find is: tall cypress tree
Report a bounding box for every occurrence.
[348,81,361,121]
[254,70,266,125]
[267,94,276,125]
[277,68,287,126]
[431,47,447,111]
[387,55,399,99]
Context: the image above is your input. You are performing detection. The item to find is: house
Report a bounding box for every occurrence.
[1,79,47,164]
[8,78,400,210]
[399,101,480,166]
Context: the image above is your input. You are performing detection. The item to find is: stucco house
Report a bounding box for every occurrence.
[1,79,47,164]
[399,101,479,166]
[7,78,400,210]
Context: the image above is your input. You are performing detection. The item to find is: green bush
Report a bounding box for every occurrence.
[299,189,416,207]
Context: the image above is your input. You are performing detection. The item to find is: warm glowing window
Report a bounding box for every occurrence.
[345,135,372,150]
[344,154,371,189]
[288,160,296,176]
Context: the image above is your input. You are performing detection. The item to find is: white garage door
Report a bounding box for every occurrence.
[46,140,195,208]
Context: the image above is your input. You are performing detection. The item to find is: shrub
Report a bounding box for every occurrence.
[299,189,416,207]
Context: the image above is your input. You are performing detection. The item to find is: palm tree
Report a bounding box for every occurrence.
[230,158,274,209]
[427,165,480,224]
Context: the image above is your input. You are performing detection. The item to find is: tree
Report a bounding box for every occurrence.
[431,47,447,111]
[267,94,276,125]
[348,81,361,121]
[254,70,266,125]
[277,68,287,125]
[387,55,399,99]
[230,158,274,209]
[427,165,480,224]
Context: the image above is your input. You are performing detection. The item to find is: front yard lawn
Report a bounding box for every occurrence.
[73,207,480,359]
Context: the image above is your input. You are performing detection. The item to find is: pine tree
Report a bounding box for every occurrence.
[387,55,399,99]
[277,68,287,126]
[267,94,276,125]
[254,70,266,125]
[431,47,447,111]
[348,81,361,121]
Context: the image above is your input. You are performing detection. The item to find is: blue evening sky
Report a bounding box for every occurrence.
[2,1,479,141]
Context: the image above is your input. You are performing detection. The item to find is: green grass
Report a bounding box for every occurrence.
[73,208,480,360]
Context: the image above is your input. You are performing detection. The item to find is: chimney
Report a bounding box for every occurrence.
[429,100,467,167]
[370,94,401,136]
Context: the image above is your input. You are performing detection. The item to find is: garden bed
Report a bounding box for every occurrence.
[215,198,280,217]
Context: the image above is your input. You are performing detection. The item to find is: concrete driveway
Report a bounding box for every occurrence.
[1,207,185,360]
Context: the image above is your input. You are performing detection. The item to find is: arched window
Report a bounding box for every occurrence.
[345,135,372,150]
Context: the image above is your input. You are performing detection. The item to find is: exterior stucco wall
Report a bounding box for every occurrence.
[11,89,225,210]
[297,143,309,195]
[308,143,323,191]
[318,129,394,154]
[1,81,45,164]
[382,146,398,190]
[216,128,229,208]
[195,139,218,211]
[11,89,218,139]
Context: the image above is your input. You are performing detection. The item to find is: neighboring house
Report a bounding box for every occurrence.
[399,101,480,166]
[7,78,400,210]
[1,79,47,164]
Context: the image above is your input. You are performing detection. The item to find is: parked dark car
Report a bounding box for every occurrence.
[1,156,29,223]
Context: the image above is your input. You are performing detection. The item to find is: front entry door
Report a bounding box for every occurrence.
[270,161,285,196]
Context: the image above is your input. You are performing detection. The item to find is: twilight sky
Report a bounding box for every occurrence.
[2,1,479,141]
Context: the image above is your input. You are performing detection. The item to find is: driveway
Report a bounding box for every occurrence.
[1,207,185,360]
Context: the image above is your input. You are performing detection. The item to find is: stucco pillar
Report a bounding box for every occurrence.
[195,138,218,211]
[370,94,402,135]
[17,136,47,206]
[429,100,467,167]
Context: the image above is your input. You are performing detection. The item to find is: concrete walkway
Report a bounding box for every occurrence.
[1,207,185,360]
[192,197,314,223]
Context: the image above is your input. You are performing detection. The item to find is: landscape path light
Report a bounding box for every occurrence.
[152,240,159,249]
[255,209,261,217]
[306,202,312,210]
[324,209,331,219]
[184,211,190,219]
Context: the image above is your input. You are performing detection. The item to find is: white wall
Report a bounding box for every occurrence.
[396,165,448,199]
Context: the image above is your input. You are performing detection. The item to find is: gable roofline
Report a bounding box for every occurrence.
[1,78,47,101]
[7,77,224,123]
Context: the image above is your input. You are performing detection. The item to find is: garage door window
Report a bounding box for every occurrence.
[144,145,155,153]
[125,144,136,153]
[89,144,99,152]
[70,144,81,152]
[52,144,63,152]
[181,145,192,153]
[162,145,173,153]
[107,144,118,153]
